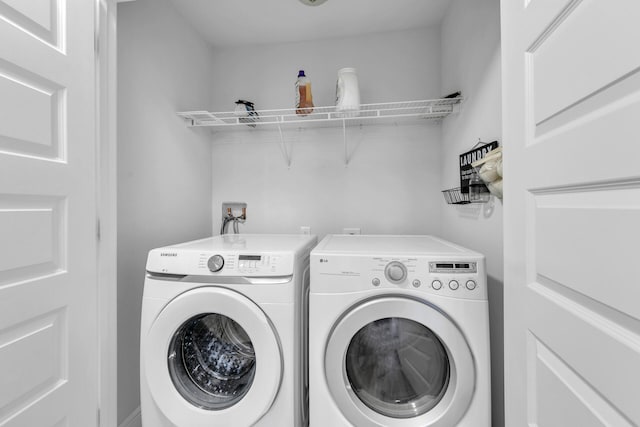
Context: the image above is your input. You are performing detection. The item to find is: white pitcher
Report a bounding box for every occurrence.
[335,67,360,117]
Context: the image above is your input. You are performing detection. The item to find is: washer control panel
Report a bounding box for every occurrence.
[199,253,289,275]
[147,247,296,277]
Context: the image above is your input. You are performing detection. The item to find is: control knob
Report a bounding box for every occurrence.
[207,254,225,272]
[385,261,407,284]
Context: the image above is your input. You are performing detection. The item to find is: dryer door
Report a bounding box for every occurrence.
[144,286,282,427]
[325,296,475,427]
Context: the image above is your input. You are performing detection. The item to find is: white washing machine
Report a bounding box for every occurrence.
[140,234,316,427]
[310,235,491,427]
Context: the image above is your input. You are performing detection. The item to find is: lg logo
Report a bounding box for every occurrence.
[319,258,329,263]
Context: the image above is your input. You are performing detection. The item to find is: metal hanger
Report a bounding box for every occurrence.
[471,138,492,149]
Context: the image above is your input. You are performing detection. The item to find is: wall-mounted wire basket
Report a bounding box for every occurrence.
[441,187,488,205]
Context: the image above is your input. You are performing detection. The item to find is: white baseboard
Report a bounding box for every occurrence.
[119,407,141,427]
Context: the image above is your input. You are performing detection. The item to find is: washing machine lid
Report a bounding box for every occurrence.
[312,234,482,257]
[167,234,316,253]
[324,296,475,427]
[144,287,282,427]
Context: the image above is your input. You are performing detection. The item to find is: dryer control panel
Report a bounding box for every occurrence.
[312,254,487,301]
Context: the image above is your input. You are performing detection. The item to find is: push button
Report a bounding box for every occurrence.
[372,278,381,287]
[449,280,459,290]
[412,279,421,288]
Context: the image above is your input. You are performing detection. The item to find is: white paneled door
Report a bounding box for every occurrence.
[0,1,99,426]
[503,1,640,426]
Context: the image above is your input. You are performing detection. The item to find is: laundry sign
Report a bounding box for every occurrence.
[459,141,499,193]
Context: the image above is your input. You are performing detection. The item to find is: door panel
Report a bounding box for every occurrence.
[530,0,640,123]
[0,0,60,47]
[0,195,65,285]
[527,283,640,422]
[534,190,640,319]
[503,0,640,425]
[530,335,633,427]
[0,0,98,426]
[0,308,66,413]
[0,60,64,158]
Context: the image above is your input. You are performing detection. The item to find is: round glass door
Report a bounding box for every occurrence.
[324,297,475,427]
[144,287,282,427]
[168,313,256,410]
[345,317,450,418]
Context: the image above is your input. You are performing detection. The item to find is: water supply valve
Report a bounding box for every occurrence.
[220,202,247,235]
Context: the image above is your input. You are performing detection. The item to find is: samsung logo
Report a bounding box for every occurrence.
[160,252,178,257]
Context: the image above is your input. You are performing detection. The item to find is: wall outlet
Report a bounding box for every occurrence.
[343,227,361,235]
[300,226,311,235]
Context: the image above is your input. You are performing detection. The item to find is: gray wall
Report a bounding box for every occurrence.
[209,27,445,237]
[117,0,214,423]
[440,0,504,426]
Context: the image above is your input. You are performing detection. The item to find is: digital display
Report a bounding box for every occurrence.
[436,263,455,269]
[430,262,477,273]
[239,255,261,261]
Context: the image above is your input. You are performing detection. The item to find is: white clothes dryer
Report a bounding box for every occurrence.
[309,235,491,427]
[140,234,316,427]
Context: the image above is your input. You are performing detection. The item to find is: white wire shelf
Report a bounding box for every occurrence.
[177,98,462,129]
[177,97,462,167]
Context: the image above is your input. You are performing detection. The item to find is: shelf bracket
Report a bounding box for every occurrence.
[276,122,291,168]
[343,119,348,166]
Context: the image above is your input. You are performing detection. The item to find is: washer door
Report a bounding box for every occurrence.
[325,296,475,427]
[144,287,282,427]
